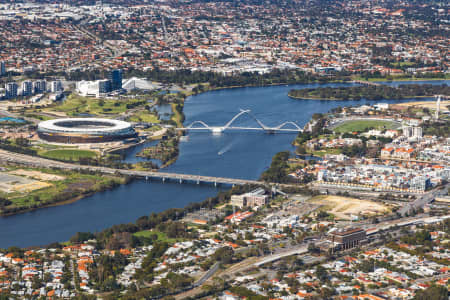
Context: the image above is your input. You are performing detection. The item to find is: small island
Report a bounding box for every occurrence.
[288,83,449,100]
[137,135,179,167]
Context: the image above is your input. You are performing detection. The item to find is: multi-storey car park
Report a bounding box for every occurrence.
[37,118,137,143]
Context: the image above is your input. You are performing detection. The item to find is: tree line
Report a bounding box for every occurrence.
[288,84,449,100]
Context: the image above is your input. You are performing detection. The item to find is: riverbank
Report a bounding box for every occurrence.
[356,76,450,82]
[0,167,129,217]
[1,182,126,217]
[288,83,449,101]
[288,94,432,101]
[2,79,449,248]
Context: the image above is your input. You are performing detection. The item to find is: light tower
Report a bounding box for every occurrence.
[435,95,441,120]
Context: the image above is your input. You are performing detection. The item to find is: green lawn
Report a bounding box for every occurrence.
[133,230,180,243]
[24,113,53,121]
[48,94,146,116]
[333,120,398,133]
[171,103,184,127]
[311,148,342,157]
[40,149,97,161]
[127,111,160,123]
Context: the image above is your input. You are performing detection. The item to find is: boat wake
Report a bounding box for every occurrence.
[218,142,233,155]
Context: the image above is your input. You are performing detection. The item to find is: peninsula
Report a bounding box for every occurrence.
[288,83,449,100]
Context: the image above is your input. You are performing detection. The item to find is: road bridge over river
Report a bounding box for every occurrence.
[0,150,296,188]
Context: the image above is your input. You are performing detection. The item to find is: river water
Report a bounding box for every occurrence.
[0,80,447,248]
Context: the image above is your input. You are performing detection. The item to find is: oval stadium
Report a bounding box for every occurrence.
[37,118,137,143]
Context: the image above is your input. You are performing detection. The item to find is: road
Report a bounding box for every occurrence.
[0,149,300,188]
[193,262,220,287]
[254,245,308,266]
[399,183,450,215]
[174,243,311,299]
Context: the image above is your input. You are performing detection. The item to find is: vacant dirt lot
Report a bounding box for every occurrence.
[9,169,65,181]
[0,173,52,193]
[309,195,390,220]
[392,100,450,109]
[12,181,52,193]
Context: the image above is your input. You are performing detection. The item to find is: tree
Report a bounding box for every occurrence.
[70,232,95,243]
[260,151,291,183]
[413,285,448,300]
[315,265,328,282]
[212,247,234,264]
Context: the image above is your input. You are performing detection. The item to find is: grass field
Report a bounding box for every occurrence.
[133,230,179,243]
[333,120,398,133]
[48,94,146,117]
[171,103,184,127]
[40,149,97,161]
[311,148,342,157]
[127,110,160,123]
[24,113,53,121]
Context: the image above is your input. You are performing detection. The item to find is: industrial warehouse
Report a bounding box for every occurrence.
[37,118,137,143]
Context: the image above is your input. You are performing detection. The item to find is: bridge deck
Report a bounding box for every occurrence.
[0,150,297,188]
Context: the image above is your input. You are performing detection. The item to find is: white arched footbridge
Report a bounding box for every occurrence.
[178,109,303,133]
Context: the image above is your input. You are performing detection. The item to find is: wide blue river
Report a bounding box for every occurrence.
[0,80,447,248]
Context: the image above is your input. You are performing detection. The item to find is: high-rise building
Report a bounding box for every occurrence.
[5,82,18,99]
[411,176,429,192]
[403,126,422,139]
[109,69,122,91]
[22,80,33,96]
[33,80,47,93]
[50,80,63,93]
[435,95,441,120]
[98,79,111,94]
[0,61,5,76]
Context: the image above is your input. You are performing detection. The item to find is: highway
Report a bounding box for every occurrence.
[193,262,220,287]
[399,183,450,215]
[253,245,308,266]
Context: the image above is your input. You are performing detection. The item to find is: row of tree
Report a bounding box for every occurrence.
[288,84,449,100]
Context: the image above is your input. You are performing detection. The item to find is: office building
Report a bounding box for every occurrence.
[50,80,63,93]
[411,176,430,192]
[98,79,111,94]
[5,82,18,99]
[435,95,441,120]
[0,61,5,76]
[109,69,122,91]
[22,80,33,96]
[33,80,47,93]
[328,227,366,250]
[230,188,269,208]
[403,126,422,139]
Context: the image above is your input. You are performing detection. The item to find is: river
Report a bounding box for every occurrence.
[0,80,447,248]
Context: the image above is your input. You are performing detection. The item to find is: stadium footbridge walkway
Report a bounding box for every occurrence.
[0,150,297,188]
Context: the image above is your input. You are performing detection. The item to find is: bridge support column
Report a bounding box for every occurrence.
[179,179,182,184]
[214,181,217,187]
[197,180,200,185]
[162,177,165,183]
